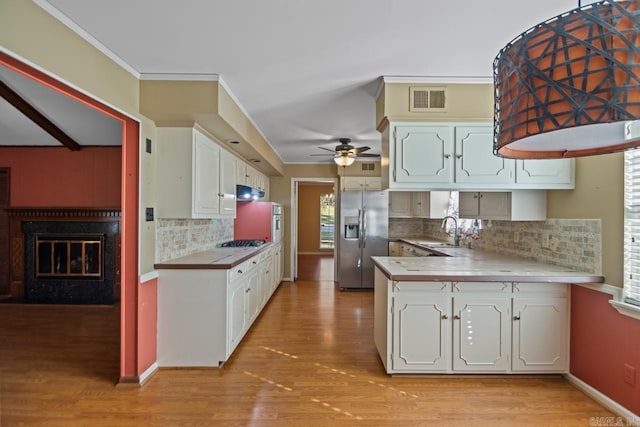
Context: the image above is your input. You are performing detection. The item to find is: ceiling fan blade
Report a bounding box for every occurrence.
[357,153,380,157]
[317,146,335,153]
[354,146,371,154]
[310,153,335,156]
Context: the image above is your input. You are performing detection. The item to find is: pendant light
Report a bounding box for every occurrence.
[493,0,640,158]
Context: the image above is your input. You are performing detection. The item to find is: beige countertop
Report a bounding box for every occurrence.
[154,243,274,270]
[376,239,604,283]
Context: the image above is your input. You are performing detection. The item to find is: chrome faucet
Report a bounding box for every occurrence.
[441,215,460,246]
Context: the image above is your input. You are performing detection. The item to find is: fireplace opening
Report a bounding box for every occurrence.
[36,234,104,279]
[22,219,118,304]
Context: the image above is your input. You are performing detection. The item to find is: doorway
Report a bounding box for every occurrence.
[0,52,139,381]
[290,178,337,281]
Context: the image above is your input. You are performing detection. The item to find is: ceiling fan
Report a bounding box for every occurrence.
[311,138,380,166]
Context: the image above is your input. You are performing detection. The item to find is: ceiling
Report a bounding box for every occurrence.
[4,0,581,164]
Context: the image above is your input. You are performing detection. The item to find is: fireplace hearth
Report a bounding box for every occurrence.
[8,208,120,304]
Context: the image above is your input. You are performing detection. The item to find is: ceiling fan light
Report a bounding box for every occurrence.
[334,153,356,167]
[493,0,640,159]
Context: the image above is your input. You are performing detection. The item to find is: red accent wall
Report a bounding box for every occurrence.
[138,276,158,375]
[571,285,640,415]
[0,146,121,207]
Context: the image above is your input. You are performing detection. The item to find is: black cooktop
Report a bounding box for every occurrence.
[219,239,266,248]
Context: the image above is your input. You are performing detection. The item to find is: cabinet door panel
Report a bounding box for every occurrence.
[389,192,412,217]
[512,297,568,372]
[392,294,451,372]
[219,150,237,216]
[193,132,220,215]
[228,280,247,355]
[516,159,572,184]
[452,296,510,372]
[394,126,453,183]
[458,192,479,218]
[455,126,513,184]
[478,192,510,219]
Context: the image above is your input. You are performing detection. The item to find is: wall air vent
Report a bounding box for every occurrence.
[409,86,447,112]
[361,163,375,171]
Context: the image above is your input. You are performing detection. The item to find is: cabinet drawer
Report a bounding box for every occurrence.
[512,282,568,296]
[393,281,451,293]
[453,282,511,293]
[228,260,250,282]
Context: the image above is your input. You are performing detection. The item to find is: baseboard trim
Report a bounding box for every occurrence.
[139,362,159,385]
[565,373,639,422]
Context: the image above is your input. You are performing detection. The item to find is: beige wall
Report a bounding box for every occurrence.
[297,184,334,254]
[1,0,157,274]
[547,153,624,286]
[269,164,338,278]
[376,83,493,129]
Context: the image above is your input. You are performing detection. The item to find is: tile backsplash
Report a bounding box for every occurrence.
[156,218,234,262]
[390,217,602,274]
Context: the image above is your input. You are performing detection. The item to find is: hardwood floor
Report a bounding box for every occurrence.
[297,254,334,281]
[0,257,615,426]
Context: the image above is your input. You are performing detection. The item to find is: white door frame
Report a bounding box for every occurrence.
[290,177,338,281]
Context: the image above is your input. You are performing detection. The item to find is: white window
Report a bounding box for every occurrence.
[624,149,640,306]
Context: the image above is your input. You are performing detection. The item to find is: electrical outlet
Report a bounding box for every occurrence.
[624,364,636,385]
[549,236,559,251]
[541,233,550,249]
[145,138,152,153]
[145,207,154,222]
[513,232,520,243]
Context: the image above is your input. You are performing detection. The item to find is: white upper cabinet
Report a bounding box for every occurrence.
[458,190,547,221]
[389,191,449,218]
[515,159,574,187]
[341,176,382,192]
[385,122,574,190]
[394,125,453,184]
[454,126,513,185]
[156,126,236,219]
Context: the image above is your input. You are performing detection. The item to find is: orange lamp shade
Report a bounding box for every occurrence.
[494,0,640,159]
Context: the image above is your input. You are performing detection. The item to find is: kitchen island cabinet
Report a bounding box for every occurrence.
[373,253,600,375]
[155,243,281,367]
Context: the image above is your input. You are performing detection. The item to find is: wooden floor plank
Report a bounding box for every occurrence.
[0,255,615,426]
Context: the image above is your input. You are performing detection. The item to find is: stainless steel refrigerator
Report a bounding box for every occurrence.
[337,190,389,290]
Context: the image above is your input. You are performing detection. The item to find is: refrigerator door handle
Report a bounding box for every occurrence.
[362,207,367,248]
[357,256,361,269]
[357,208,363,249]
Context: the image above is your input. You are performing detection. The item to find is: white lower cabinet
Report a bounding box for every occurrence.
[452,295,510,372]
[157,245,283,367]
[392,293,451,372]
[375,270,569,374]
[512,296,568,372]
[228,270,248,353]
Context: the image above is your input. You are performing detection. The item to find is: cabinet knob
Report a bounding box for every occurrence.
[456,154,463,159]
[444,154,451,159]
[237,270,243,274]
[513,315,521,321]
[441,314,448,320]
[453,315,461,320]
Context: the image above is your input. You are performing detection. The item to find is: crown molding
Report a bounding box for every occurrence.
[139,73,220,81]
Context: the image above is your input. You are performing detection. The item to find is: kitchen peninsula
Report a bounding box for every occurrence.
[372,242,604,375]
